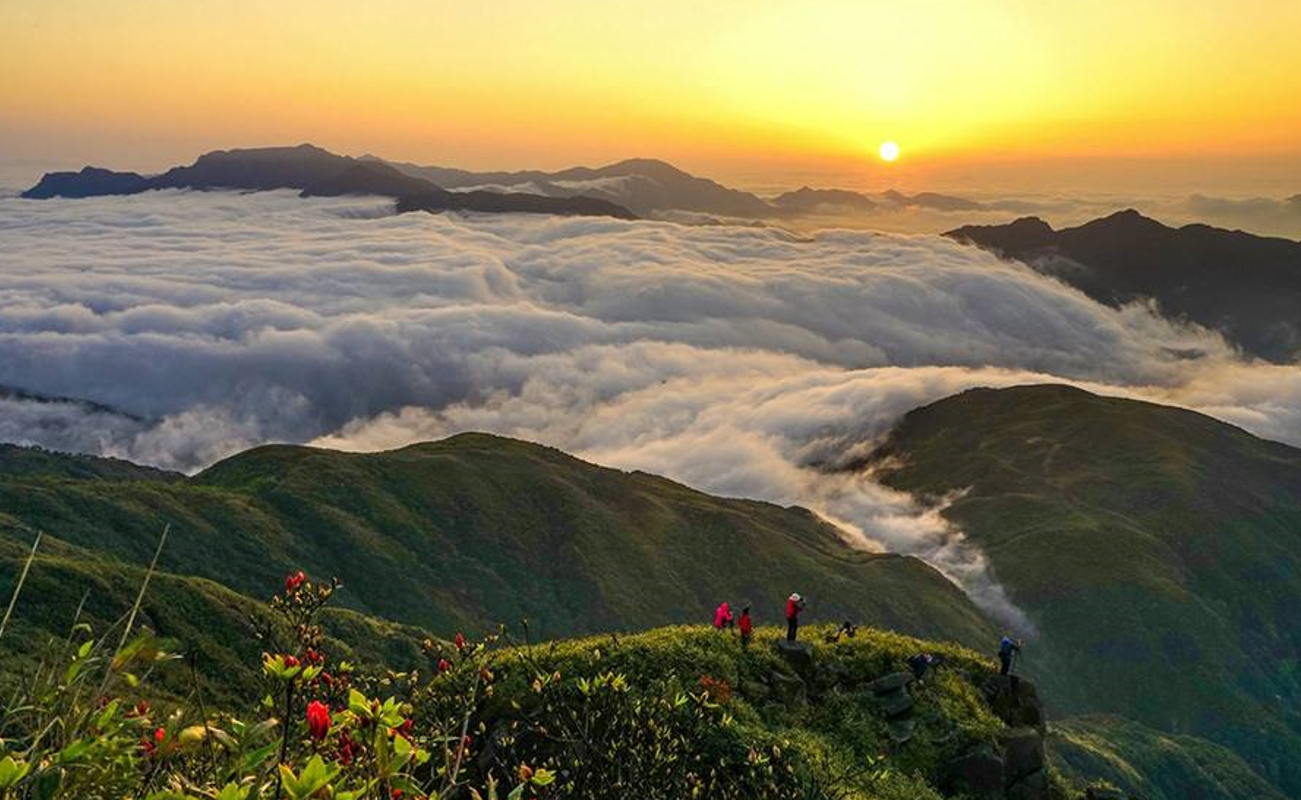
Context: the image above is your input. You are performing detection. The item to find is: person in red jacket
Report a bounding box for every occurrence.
[737,606,753,647]
[785,593,805,642]
[713,601,734,630]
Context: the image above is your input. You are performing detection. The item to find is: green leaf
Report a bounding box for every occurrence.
[279,755,340,800]
[214,782,250,800]
[0,756,32,790]
[32,768,62,800]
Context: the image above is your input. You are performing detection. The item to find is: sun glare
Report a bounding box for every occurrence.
[879,141,900,162]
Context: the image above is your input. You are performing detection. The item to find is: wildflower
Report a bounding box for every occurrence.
[454,631,466,651]
[438,658,451,673]
[284,654,300,668]
[285,571,306,593]
[394,718,413,740]
[307,700,331,741]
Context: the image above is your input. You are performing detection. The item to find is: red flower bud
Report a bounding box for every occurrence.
[306,700,331,741]
[438,658,451,673]
[285,571,306,592]
[284,654,300,668]
[154,727,167,743]
[454,632,466,651]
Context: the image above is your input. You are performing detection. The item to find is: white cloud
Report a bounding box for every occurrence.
[2,189,1298,630]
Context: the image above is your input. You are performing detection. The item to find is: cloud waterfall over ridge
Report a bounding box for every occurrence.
[3,189,1299,627]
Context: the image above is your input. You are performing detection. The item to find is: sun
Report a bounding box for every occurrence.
[878,141,900,162]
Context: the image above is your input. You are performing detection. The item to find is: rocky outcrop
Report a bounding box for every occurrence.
[773,639,814,675]
[941,674,1053,799]
[984,674,1047,732]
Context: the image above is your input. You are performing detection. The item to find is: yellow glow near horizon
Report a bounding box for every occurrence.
[879,142,900,163]
[1,0,1300,187]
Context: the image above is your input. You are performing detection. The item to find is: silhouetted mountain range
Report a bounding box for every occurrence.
[23,143,1001,223]
[947,210,1301,362]
[22,145,636,219]
[372,155,775,218]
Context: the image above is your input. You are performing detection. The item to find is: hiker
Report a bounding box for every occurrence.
[909,652,938,684]
[999,635,1022,676]
[825,620,858,643]
[785,593,806,642]
[738,606,753,647]
[713,601,734,630]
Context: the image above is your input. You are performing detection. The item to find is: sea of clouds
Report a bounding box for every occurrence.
[2,189,1299,628]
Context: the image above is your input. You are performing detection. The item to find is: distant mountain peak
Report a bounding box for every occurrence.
[946,210,1301,362]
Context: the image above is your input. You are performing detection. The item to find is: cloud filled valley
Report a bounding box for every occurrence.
[3,188,1300,627]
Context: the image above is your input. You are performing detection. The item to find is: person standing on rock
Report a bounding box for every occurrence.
[738,605,753,647]
[785,593,806,642]
[999,635,1022,675]
[713,601,734,630]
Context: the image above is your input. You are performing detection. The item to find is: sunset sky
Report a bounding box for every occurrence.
[3,0,1301,192]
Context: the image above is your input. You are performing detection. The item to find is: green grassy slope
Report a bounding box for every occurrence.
[0,433,996,652]
[0,535,429,705]
[1051,715,1288,800]
[870,384,1301,795]
[473,623,1063,799]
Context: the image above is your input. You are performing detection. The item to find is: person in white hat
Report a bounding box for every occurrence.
[785,592,806,642]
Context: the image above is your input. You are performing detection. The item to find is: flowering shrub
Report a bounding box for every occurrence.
[0,568,822,800]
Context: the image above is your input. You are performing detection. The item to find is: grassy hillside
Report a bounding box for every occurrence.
[0,433,995,653]
[0,535,428,705]
[1052,716,1288,800]
[870,384,1301,796]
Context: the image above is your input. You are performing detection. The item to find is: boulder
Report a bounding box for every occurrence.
[943,746,1004,797]
[874,687,914,718]
[887,718,917,743]
[739,680,770,702]
[768,670,807,708]
[773,639,814,674]
[1006,767,1050,800]
[1001,727,1046,782]
[983,675,1046,733]
[866,671,913,694]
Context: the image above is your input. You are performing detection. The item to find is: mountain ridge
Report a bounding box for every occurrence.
[869,383,1301,796]
[946,210,1301,362]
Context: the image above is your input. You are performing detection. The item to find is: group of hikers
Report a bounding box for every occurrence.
[711,592,1025,678]
[712,592,806,647]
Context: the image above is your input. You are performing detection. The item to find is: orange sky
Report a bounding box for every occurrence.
[3,0,1300,192]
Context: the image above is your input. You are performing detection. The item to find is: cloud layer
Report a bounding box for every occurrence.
[2,189,1298,628]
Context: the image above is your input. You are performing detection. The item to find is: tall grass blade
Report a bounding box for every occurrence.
[98,523,169,696]
[0,530,42,642]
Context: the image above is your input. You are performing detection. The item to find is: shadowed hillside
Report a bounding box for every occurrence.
[869,384,1301,795]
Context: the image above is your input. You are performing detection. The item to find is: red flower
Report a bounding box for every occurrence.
[154,727,167,743]
[393,718,413,740]
[437,658,451,673]
[454,632,466,651]
[306,700,331,741]
[285,571,306,592]
[284,654,300,668]
[304,648,326,665]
